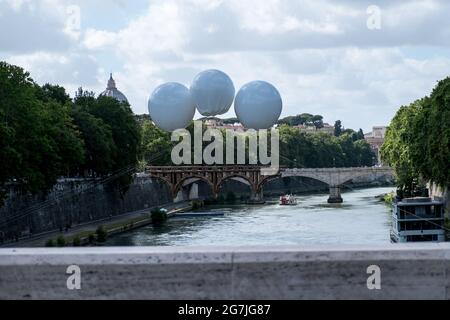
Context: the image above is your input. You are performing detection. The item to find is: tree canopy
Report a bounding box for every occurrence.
[381,77,450,194]
[0,62,140,203]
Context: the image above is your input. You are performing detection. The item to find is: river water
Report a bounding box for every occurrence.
[104,187,395,246]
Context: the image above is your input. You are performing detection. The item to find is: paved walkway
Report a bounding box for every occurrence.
[1,201,191,248]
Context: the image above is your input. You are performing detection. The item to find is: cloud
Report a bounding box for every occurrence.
[2,0,450,132]
[0,0,78,53]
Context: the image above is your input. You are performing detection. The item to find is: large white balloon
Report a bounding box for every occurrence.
[148,82,195,132]
[190,69,235,116]
[234,81,282,130]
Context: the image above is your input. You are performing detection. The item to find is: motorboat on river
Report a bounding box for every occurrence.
[279,194,297,206]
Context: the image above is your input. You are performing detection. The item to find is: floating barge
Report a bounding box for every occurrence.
[391,197,445,243]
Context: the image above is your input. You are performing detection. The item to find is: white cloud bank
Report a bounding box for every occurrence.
[1,0,450,131]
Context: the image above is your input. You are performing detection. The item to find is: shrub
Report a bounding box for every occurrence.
[88,233,96,244]
[45,239,55,247]
[191,200,204,210]
[72,236,81,247]
[56,236,66,247]
[96,226,107,242]
[151,208,168,224]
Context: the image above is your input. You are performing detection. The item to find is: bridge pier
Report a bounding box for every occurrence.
[174,183,200,203]
[328,186,343,203]
[248,189,265,204]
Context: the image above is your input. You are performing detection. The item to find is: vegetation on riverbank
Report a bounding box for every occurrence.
[151,208,168,224]
[381,76,450,197]
[44,213,155,247]
[379,192,395,205]
[0,62,140,205]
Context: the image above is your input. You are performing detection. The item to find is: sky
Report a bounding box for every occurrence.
[1,0,450,132]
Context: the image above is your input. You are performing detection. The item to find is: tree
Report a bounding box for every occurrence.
[334,120,342,136]
[70,106,116,176]
[37,83,71,105]
[74,93,140,176]
[381,100,426,195]
[0,62,84,202]
[139,119,173,166]
[278,113,316,126]
[311,115,324,129]
[421,78,450,188]
[382,76,450,194]
[353,139,375,166]
[278,125,373,168]
[357,128,365,140]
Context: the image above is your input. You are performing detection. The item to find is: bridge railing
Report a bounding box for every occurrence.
[0,244,447,300]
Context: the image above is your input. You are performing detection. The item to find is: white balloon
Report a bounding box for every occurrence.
[234,81,282,130]
[190,69,235,116]
[148,82,195,132]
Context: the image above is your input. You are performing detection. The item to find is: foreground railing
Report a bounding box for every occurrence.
[0,244,449,299]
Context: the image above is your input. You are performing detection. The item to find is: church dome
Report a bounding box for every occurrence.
[99,73,128,103]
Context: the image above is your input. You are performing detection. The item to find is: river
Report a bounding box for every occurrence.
[104,186,395,246]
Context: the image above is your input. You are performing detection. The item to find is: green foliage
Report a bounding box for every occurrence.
[74,91,140,178]
[334,120,342,136]
[45,239,55,247]
[95,226,107,242]
[278,125,374,168]
[278,113,323,127]
[382,76,450,193]
[191,200,204,210]
[381,192,395,205]
[381,101,424,193]
[0,62,141,205]
[221,117,239,124]
[56,236,66,247]
[72,236,81,247]
[70,106,116,176]
[151,208,168,224]
[0,62,85,202]
[88,233,96,244]
[139,119,173,165]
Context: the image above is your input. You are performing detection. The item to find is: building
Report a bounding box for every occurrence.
[99,73,128,103]
[203,117,245,132]
[293,123,334,135]
[391,197,446,243]
[364,126,387,164]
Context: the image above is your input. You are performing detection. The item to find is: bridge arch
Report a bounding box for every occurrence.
[216,175,255,195]
[257,174,331,194]
[173,175,215,198]
[280,173,331,187]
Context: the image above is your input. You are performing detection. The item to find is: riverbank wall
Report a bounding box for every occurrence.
[429,184,450,213]
[0,175,172,244]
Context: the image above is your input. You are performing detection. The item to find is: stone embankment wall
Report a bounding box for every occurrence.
[0,175,171,242]
[429,183,450,213]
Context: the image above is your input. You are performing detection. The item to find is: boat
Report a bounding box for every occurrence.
[279,194,297,206]
[390,197,445,243]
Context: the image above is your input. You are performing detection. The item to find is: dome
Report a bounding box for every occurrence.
[99,73,128,103]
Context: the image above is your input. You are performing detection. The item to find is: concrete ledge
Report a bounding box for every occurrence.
[1,244,450,300]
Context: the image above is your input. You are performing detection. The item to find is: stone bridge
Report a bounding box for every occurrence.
[282,167,394,203]
[145,166,394,203]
